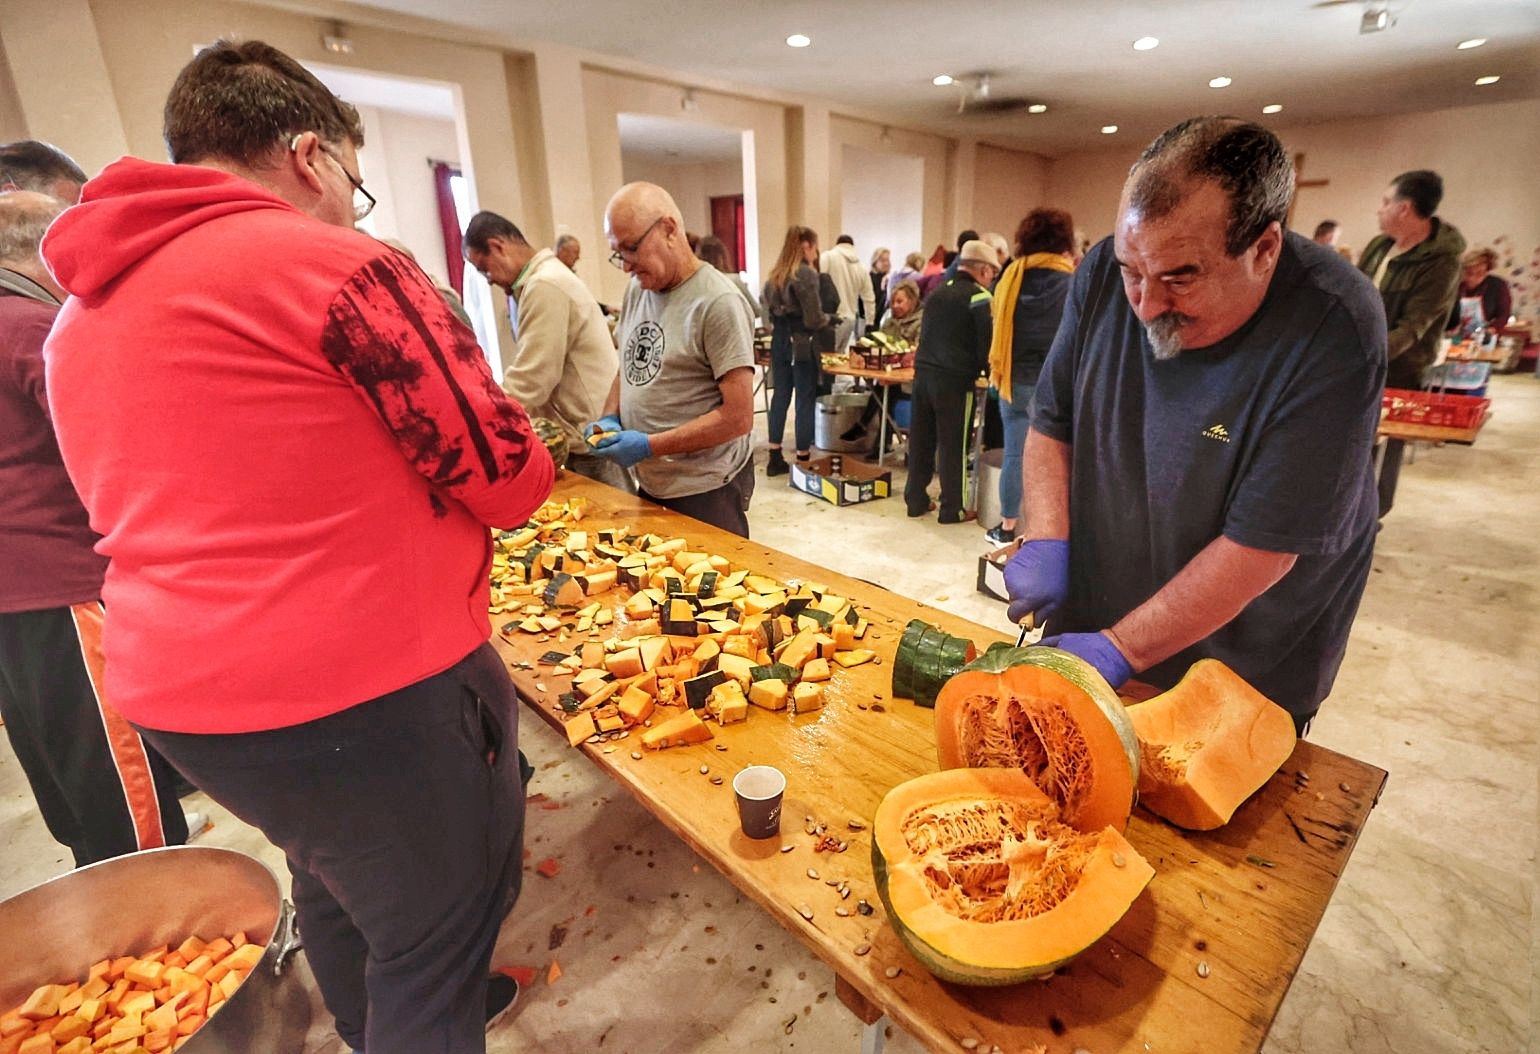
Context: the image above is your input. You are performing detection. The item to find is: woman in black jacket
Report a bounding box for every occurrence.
[762,226,830,476]
[985,208,1076,544]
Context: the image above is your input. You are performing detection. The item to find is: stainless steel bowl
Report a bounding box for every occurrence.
[0,845,310,1052]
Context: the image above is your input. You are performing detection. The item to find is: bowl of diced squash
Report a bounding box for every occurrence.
[0,845,310,1053]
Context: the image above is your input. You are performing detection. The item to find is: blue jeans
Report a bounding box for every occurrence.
[998,379,1037,523]
[767,320,818,453]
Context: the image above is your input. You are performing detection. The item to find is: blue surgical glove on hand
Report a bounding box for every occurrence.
[1038,631,1134,689]
[586,414,623,440]
[1003,539,1071,626]
[589,429,651,468]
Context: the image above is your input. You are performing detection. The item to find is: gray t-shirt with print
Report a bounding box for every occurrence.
[617,265,755,499]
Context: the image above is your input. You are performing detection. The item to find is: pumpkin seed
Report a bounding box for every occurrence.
[837,840,849,852]
[883,966,901,979]
[715,743,728,751]
[857,900,874,916]
[618,731,629,739]
[602,747,615,754]
[535,682,547,692]
[804,824,818,836]
[780,845,796,853]
[630,751,642,760]
[586,735,602,744]
[804,815,814,823]
[783,1014,797,1035]
[835,907,851,917]
[806,868,820,880]
[1112,852,1127,868]
[699,765,710,775]
[796,904,814,921]
[839,886,851,899]
[1196,961,1211,979]
[824,878,839,886]
[853,942,871,956]
[847,818,867,830]
[710,776,724,786]
[1339,781,1352,793]
[961,1041,979,1051]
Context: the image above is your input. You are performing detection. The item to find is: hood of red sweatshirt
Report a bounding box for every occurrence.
[42,156,299,299]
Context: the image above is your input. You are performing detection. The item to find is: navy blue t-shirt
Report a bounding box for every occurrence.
[1032,232,1386,719]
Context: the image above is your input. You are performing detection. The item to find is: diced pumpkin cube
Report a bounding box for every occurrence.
[748,679,788,711]
[800,658,831,682]
[604,648,643,678]
[616,686,655,726]
[792,682,824,714]
[640,710,713,750]
[832,623,856,651]
[50,1015,90,1043]
[833,649,877,668]
[19,985,65,1021]
[564,711,598,747]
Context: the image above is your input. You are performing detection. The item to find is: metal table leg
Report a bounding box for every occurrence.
[860,1017,888,1054]
[876,384,891,467]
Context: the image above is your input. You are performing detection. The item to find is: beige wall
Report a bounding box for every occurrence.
[353,106,461,290]
[0,44,29,143]
[971,144,1050,250]
[619,155,743,241]
[828,115,952,255]
[1044,99,1540,266]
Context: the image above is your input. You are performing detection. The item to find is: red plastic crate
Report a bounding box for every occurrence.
[1382,388,1490,429]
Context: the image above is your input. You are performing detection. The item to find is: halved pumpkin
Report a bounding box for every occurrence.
[872,768,1153,985]
[934,646,1139,833]
[1125,659,1296,830]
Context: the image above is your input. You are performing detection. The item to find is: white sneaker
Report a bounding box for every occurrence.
[185,810,211,839]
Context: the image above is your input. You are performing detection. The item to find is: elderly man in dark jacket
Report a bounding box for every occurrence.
[1357,169,1464,517]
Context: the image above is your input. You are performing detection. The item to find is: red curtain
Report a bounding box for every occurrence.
[432,161,464,296]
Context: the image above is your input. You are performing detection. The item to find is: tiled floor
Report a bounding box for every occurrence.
[2,375,1535,1053]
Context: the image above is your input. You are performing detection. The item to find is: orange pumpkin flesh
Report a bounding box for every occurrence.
[935,649,1138,833]
[872,768,1153,984]
[1125,660,1296,830]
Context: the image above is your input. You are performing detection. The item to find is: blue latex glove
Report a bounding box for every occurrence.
[589,429,651,468]
[585,414,622,441]
[1038,631,1134,689]
[1003,539,1070,626]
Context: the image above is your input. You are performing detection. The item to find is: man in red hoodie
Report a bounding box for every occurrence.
[41,41,553,1054]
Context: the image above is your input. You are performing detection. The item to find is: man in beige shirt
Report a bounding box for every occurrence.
[465,211,629,490]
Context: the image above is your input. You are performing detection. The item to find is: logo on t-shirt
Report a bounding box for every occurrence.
[1201,423,1232,443]
[624,320,666,387]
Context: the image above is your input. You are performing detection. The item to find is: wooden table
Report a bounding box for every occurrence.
[822,364,914,466]
[489,476,1387,1054]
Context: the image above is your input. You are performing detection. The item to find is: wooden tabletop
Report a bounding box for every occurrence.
[489,475,1387,1054]
[823,363,916,385]
[1377,413,1489,446]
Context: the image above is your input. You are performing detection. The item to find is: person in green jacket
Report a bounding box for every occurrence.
[1356,169,1465,518]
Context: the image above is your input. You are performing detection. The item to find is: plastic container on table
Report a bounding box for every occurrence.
[1382,388,1491,429]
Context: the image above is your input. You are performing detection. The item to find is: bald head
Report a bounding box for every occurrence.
[0,190,67,299]
[604,181,697,292]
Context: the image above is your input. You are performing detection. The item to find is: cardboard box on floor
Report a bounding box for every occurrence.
[788,455,891,506]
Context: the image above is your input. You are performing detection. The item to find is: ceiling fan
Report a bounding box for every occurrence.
[1310,0,1412,33]
[953,73,1038,117]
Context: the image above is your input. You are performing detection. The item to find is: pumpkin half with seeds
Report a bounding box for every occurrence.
[872,767,1153,985]
[933,646,1140,833]
[1125,659,1296,830]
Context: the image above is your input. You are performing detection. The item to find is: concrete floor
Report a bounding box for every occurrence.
[1,375,1535,1053]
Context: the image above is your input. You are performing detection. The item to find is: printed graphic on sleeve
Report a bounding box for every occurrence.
[624,321,666,386]
[322,252,534,508]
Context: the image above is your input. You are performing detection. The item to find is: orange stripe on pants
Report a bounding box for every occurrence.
[70,602,167,850]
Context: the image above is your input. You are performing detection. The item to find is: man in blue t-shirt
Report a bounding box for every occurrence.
[1004,117,1386,731]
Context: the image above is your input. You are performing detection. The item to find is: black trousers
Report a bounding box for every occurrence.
[641,458,756,538]
[0,604,187,867]
[1377,438,1405,518]
[140,644,526,1054]
[906,371,975,521]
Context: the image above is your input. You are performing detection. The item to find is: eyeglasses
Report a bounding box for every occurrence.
[608,217,665,269]
[290,134,376,222]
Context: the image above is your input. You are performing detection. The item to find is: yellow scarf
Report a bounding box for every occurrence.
[989,253,1076,400]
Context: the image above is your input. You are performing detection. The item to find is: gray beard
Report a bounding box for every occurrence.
[1145,315,1189,360]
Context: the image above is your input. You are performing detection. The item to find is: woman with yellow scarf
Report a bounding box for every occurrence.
[985,209,1078,545]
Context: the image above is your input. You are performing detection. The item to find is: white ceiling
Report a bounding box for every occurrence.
[617,113,742,164]
[345,0,1540,156]
[309,62,457,120]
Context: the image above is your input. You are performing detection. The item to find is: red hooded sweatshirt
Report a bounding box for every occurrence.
[42,158,554,733]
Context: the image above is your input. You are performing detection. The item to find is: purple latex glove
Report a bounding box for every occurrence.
[1037,631,1134,689]
[1003,539,1070,625]
[589,429,651,468]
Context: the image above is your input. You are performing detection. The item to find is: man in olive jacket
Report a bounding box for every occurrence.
[1356,169,1464,517]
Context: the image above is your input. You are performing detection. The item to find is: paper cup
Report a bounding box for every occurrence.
[732,766,786,839]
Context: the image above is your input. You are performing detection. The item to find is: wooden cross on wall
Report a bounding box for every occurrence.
[1287,152,1330,230]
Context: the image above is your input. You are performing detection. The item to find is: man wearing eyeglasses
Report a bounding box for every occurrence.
[591,181,756,536]
[1004,117,1384,735]
[40,40,552,1054]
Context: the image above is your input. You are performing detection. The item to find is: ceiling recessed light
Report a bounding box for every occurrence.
[1132,36,1160,51]
[1028,103,1048,114]
[1101,125,1119,134]
[1208,76,1233,89]
[1457,38,1487,50]
[932,74,954,86]
[785,33,811,48]
[1474,74,1501,85]
[1262,104,1283,114]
